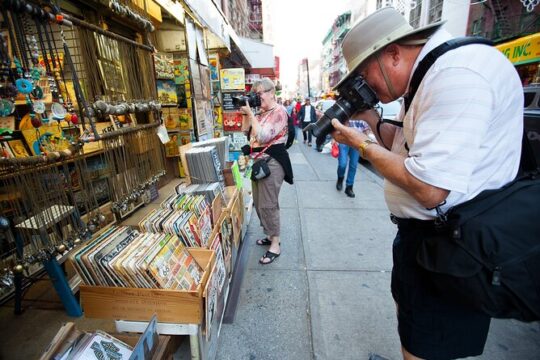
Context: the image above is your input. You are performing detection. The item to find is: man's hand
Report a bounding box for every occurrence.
[331,118,370,149]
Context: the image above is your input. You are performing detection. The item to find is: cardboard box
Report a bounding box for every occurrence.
[80,248,215,324]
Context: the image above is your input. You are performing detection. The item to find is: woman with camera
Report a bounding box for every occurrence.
[240,78,293,265]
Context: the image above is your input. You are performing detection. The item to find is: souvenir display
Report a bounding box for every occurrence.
[165,133,181,157]
[173,58,189,84]
[7,139,29,158]
[157,79,178,105]
[155,53,175,79]
[102,126,166,215]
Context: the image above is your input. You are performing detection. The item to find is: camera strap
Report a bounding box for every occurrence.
[251,127,287,160]
[376,36,493,150]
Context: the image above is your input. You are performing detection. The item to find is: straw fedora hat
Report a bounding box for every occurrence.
[335,7,445,89]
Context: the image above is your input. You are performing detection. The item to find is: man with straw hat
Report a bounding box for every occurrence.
[330,7,523,360]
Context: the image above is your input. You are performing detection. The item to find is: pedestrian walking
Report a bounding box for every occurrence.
[335,120,371,198]
[298,98,317,146]
[330,7,523,360]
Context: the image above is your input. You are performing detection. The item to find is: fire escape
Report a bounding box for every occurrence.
[248,0,263,41]
[491,0,512,40]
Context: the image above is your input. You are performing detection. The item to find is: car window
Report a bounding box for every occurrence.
[320,100,336,112]
[524,92,535,108]
[379,100,402,118]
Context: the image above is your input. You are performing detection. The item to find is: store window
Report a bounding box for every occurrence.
[517,63,540,86]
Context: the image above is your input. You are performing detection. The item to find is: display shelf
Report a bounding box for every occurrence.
[68,273,82,293]
[15,205,75,231]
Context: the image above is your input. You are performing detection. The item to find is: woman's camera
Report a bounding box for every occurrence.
[232,92,261,109]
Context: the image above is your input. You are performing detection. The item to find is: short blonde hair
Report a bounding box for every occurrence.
[253,78,275,92]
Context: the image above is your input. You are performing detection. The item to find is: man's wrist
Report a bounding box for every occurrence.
[357,139,377,158]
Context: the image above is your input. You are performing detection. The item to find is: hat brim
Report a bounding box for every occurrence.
[333,21,445,91]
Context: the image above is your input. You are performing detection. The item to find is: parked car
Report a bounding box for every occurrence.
[377,100,402,121]
[524,84,540,168]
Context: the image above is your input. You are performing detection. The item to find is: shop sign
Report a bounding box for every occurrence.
[245,74,261,84]
[221,92,244,111]
[496,33,540,66]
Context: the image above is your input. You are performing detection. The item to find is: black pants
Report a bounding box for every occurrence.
[301,121,312,143]
[391,221,491,360]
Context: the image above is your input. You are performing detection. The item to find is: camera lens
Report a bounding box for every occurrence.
[306,76,379,141]
[310,99,354,138]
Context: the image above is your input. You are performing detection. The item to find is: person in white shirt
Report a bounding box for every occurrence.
[298,98,317,146]
[330,7,523,360]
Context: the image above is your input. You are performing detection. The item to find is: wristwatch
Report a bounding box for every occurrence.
[358,139,377,158]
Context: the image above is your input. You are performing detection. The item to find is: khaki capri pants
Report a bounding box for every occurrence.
[251,157,285,238]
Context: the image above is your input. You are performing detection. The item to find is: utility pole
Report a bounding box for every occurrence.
[306,58,311,98]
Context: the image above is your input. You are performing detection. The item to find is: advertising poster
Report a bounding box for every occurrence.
[222,111,243,132]
[220,68,245,91]
[194,100,208,136]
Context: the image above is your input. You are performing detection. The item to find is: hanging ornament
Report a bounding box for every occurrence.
[0,99,15,116]
[0,216,9,231]
[31,117,42,128]
[33,100,46,114]
[51,102,67,120]
[98,213,106,223]
[31,86,44,99]
[13,264,24,274]
[4,84,18,98]
[15,78,33,94]
[70,113,79,124]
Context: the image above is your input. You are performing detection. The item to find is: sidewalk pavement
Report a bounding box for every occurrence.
[214,142,540,360]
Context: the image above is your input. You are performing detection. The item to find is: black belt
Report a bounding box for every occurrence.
[390,214,439,229]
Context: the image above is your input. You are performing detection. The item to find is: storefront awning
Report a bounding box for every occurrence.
[496,32,540,66]
[181,0,251,67]
[155,0,185,23]
[237,37,274,69]
[183,0,230,49]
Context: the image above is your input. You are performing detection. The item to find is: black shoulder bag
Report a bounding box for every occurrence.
[250,128,286,181]
[391,37,540,322]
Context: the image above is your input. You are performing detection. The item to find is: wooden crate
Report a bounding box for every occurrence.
[40,322,180,360]
[80,248,215,324]
[221,187,244,246]
[222,186,238,211]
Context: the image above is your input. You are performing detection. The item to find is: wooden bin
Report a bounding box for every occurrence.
[40,322,180,360]
[80,248,215,324]
[222,187,244,246]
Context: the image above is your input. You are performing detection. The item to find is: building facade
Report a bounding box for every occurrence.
[467,0,540,84]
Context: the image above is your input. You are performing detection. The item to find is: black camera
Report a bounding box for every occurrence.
[232,92,261,109]
[306,75,379,141]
